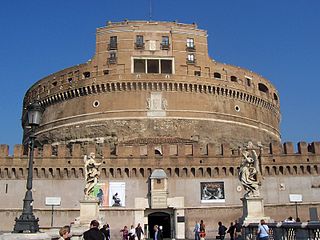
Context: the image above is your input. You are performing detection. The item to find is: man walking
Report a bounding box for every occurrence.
[83,220,105,240]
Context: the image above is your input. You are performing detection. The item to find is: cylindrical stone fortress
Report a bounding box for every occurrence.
[22,21,281,148]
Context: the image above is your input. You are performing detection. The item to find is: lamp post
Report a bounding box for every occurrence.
[13,102,44,233]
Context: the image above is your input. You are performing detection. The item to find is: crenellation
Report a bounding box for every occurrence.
[42,144,53,158]
[311,142,320,154]
[177,144,186,157]
[71,144,82,157]
[269,141,282,155]
[0,144,9,157]
[57,144,68,158]
[283,142,294,154]
[147,144,155,158]
[86,143,96,156]
[161,144,170,157]
[297,141,308,154]
[101,144,111,158]
[207,143,217,157]
[192,143,201,157]
[13,144,24,158]
[221,143,231,156]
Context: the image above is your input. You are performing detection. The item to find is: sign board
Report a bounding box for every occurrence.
[45,197,61,206]
[289,194,303,203]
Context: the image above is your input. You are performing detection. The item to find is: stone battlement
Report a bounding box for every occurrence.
[1,141,319,158]
[0,142,319,180]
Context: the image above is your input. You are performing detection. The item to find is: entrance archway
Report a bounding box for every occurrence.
[148,212,171,238]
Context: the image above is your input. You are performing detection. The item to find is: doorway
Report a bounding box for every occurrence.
[148,212,171,239]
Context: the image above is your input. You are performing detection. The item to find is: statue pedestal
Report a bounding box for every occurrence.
[241,197,272,224]
[79,199,100,225]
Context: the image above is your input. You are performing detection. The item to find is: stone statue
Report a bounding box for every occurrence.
[84,152,101,199]
[239,142,261,197]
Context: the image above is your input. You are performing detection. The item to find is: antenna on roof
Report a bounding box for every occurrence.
[149,0,152,21]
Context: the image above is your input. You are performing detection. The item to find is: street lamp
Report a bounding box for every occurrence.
[13,102,44,233]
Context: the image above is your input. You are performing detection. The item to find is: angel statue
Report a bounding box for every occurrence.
[239,141,262,197]
[83,152,102,199]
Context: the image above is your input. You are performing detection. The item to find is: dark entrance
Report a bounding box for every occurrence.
[148,212,171,239]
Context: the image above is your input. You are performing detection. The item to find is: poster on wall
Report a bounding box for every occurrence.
[109,182,126,207]
[92,182,109,207]
[200,182,225,203]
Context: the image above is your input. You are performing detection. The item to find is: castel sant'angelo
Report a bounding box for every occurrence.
[0,20,319,237]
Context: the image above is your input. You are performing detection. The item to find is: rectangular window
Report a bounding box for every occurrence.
[147,59,159,73]
[187,38,194,48]
[187,54,195,63]
[133,58,173,74]
[108,52,117,64]
[135,35,144,49]
[134,59,146,73]
[246,77,252,87]
[109,36,117,50]
[161,60,172,74]
[194,71,201,76]
[161,36,170,50]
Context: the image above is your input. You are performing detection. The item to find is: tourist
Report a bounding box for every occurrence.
[193,221,200,240]
[234,220,242,240]
[217,221,227,240]
[120,226,129,240]
[135,223,144,240]
[256,219,269,240]
[128,225,136,240]
[58,226,70,240]
[199,220,206,240]
[227,222,235,240]
[284,216,295,223]
[153,225,163,240]
[83,220,105,240]
[100,224,110,240]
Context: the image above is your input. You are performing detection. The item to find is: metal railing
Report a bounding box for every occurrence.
[243,222,320,240]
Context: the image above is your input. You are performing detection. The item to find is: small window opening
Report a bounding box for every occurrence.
[186,38,195,50]
[52,81,57,87]
[156,179,161,184]
[230,76,238,82]
[246,78,251,86]
[258,83,269,93]
[135,35,144,49]
[161,36,170,50]
[194,71,201,76]
[214,72,221,79]
[83,72,91,79]
[273,93,278,101]
[108,52,117,64]
[68,77,73,83]
[103,70,110,75]
[109,36,117,50]
[187,54,195,64]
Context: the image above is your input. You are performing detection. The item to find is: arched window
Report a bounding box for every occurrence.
[213,72,221,79]
[258,83,269,93]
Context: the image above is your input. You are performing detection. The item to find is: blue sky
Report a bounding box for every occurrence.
[0,0,319,150]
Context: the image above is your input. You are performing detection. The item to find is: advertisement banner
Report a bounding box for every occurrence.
[109,182,126,207]
[92,182,109,207]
